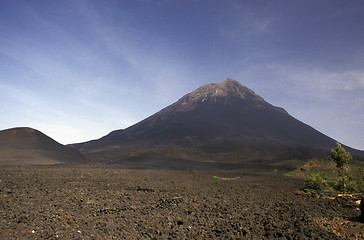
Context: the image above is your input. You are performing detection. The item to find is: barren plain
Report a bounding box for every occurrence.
[0,165,363,239]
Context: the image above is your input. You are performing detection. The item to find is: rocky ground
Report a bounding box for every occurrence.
[0,165,362,239]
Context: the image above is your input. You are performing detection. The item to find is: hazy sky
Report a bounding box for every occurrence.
[1,0,364,150]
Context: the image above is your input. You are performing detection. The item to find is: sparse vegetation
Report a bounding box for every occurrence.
[304,172,328,192]
[358,181,364,193]
[212,176,240,181]
[285,144,364,194]
[284,169,300,177]
[333,176,358,193]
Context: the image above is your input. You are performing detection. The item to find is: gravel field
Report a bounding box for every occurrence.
[0,165,363,239]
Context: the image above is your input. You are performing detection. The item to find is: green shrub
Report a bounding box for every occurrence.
[333,176,358,193]
[358,181,364,193]
[346,181,358,193]
[304,173,328,192]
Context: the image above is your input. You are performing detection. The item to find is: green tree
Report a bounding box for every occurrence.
[330,142,353,193]
[330,142,352,169]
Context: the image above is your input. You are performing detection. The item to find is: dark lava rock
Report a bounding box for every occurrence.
[0,165,362,239]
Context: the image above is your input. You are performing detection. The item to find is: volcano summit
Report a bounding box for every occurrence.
[76,79,363,165]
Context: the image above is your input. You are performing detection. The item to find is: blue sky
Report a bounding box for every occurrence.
[0,0,363,150]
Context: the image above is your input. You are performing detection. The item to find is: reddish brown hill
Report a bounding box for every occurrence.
[76,79,364,165]
[0,127,85,165]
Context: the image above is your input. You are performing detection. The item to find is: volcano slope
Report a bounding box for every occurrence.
[76,79,364,166]
[0,165,362,239]
[0,127,85,165]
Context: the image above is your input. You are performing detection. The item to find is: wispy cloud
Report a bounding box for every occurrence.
[0,82,42,106]
[275,65,364,90]
[218,18,273,39]
[263,64,364,103]
[217,1,274,39]
[75,1,198,104]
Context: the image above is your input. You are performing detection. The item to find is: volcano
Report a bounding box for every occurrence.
[76,79,363,165]
[0,127,85,165]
